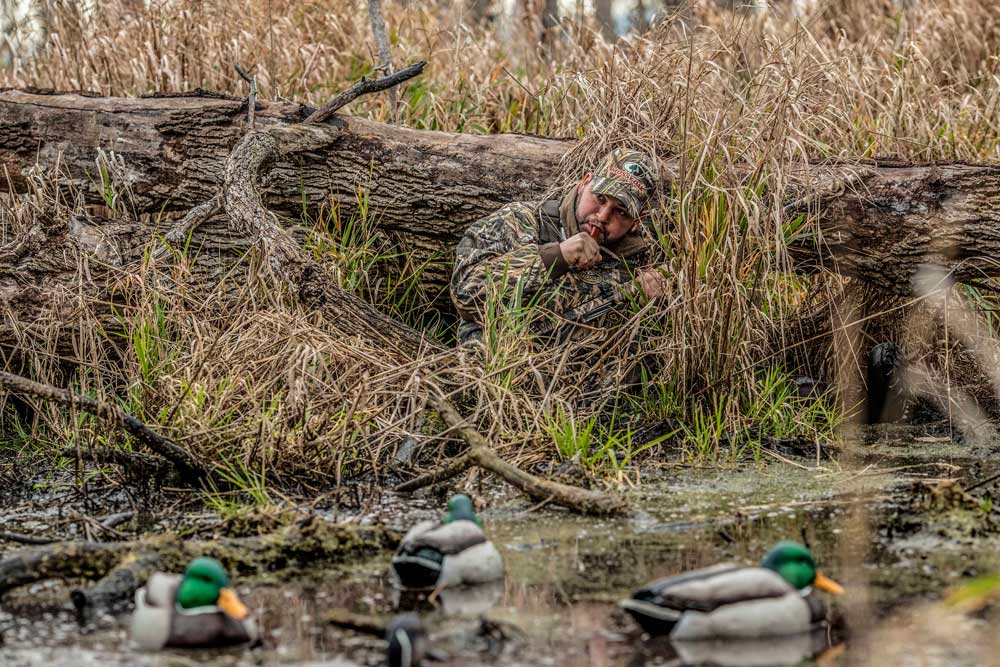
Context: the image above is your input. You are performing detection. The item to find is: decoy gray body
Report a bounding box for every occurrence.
[391,494,503,590]
[621,542,844,640]
[671,629,833,666]
[130,557,258,650]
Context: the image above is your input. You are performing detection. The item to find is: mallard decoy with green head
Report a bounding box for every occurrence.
[621,541,844,640]
[391,494,503,590]
[130,556,258,650]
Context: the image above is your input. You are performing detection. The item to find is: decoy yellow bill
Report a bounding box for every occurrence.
[217,588,250,619]
[814,573,845,595]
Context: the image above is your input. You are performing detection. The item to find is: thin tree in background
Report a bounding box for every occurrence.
[468,0,492,24]
[542,0,559,52]
[368,0,397,122]
[595,0,615,40]
[634,0,649,33]
[1,0,46,67]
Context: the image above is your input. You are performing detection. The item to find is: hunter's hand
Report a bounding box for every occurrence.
[636,266,670,299]
[559,232,601,269]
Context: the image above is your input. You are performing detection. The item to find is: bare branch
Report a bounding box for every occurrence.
[234,63,257,130]
[304,60,427,124]
[0,370,212,485]
[394,453,473,492]
[396,391,628,516]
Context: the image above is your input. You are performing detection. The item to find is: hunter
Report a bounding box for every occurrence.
[450,148,668,344]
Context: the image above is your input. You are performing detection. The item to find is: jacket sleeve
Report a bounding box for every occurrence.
[450,205,562,321]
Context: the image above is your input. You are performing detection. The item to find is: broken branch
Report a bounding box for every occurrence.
[234,63,257,130]
[396,392,628,516]
[304,60,427,124]
[0,370,211,485]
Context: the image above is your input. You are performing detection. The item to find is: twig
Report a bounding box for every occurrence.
[98,511,135,531]
[367,0,397,122]
[966,469,1000,493]
[150,195,222,262]
[0,370,212,486]
[234,64,257,130]
[60,446,169,473]
[67,509,128,540]
[0,531,58,545]
[394,453,473,492]
[324,608,387,636]
[304,60,427,124]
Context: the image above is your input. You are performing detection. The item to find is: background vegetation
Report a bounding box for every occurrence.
[2,0,1000,500]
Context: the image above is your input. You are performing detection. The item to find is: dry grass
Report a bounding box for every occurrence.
[3,0,1000,492]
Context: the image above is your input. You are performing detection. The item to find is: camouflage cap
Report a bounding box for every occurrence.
[588,148,656,219]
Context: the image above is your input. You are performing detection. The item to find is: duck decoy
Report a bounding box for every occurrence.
[391,494,503,590]
[621,541,844,639]
[130,556,258,650]
[386,613,428,667]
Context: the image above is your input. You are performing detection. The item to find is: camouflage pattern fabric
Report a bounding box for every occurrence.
[589,148,656,219]
[450,188,650,344]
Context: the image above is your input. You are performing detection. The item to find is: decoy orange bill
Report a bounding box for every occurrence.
[217,588,250,619]
[814,572,845,595]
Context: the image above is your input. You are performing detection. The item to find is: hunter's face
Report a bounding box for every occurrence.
[576,175,639,244]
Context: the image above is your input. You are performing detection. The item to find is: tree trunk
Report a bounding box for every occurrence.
[542,0,560,47]
[595,0,615,40]
[467,0,492,24]
[784,160,1000,295]
[634,0,648,33]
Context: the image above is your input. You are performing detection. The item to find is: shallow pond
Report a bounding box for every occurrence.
[3,426,1000,666]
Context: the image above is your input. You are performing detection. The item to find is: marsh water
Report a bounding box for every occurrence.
[3,425,1000,667]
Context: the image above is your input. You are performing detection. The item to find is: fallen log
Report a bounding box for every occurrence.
[3,90,1000,296]
[0,517,398,612]
[0,88,567,290]
[784,159,1000,294]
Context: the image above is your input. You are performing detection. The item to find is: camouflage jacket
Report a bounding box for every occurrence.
[450,188,650,343]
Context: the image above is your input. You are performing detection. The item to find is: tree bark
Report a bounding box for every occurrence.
[542,0,561,46]
[4,90,1000,305]
[467,0,493,25]
[784,160,1000,295]
[0,88,568,289]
